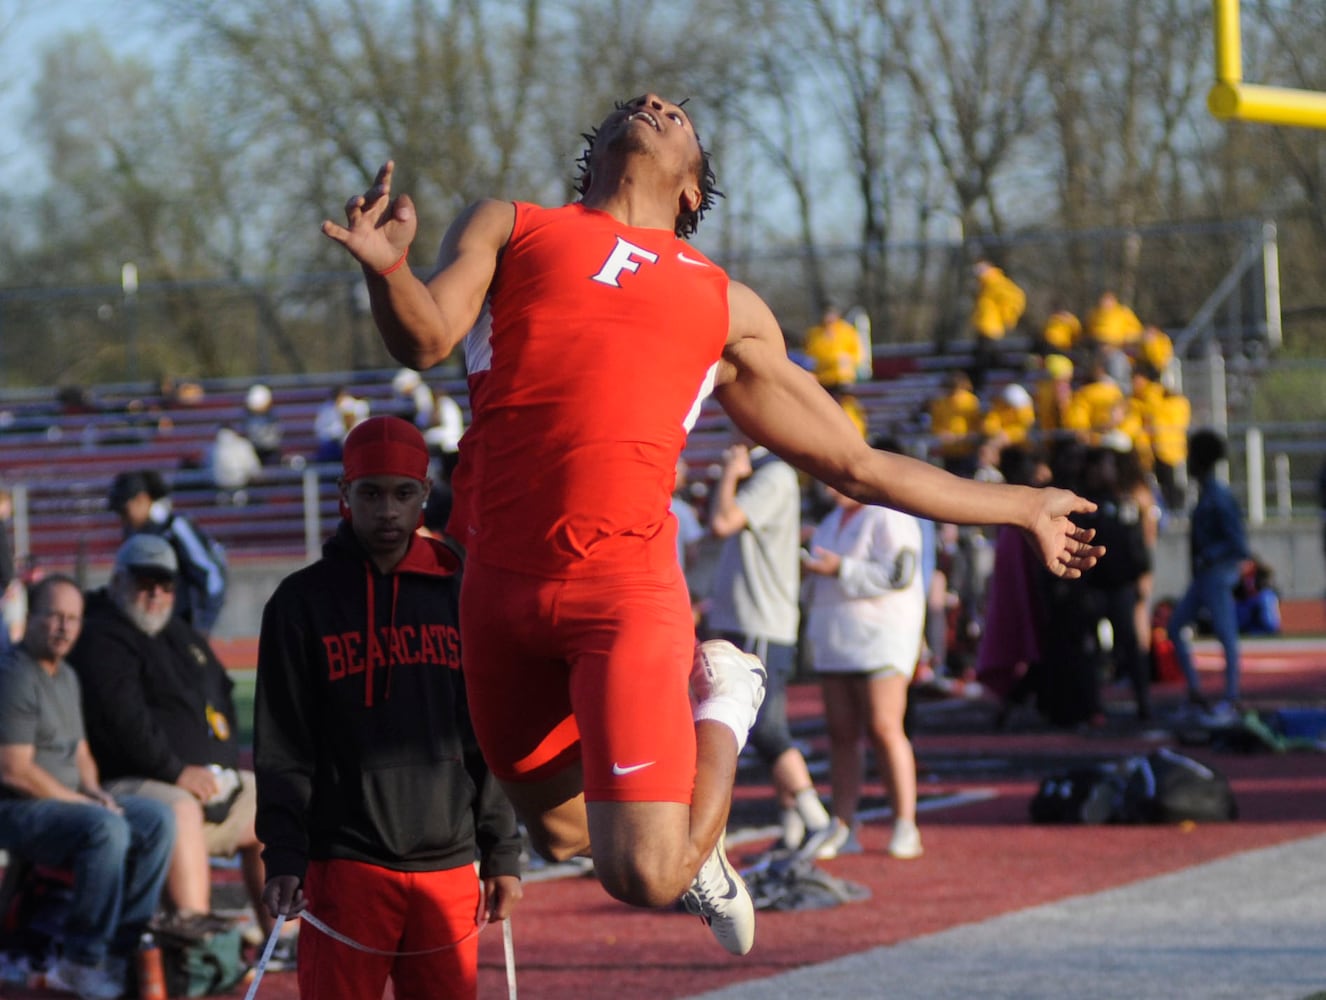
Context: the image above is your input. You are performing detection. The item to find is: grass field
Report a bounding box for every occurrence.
[229,670,256,748]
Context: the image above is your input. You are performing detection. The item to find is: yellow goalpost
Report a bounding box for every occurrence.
[1208,0,1326,128]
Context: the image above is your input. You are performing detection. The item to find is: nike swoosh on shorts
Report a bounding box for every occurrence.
[612,761,656,776]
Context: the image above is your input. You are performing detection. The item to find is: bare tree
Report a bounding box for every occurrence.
[882,0,1059,239]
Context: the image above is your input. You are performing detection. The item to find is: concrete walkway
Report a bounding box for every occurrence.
[688,833,1326,1000]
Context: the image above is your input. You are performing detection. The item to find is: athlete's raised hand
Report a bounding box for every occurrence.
[1022,488,1105,578]
[321,160,418,273]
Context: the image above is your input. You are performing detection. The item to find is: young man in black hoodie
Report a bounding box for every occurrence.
[255,416,522,1000]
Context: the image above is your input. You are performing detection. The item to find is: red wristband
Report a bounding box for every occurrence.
[376,252,408,277]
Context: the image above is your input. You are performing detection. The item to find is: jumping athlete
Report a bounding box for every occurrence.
[321,92,1103,956]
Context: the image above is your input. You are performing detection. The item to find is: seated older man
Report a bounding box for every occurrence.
[67,535,285,960]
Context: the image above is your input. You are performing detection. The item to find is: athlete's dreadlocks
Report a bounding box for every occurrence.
[574,99,722,240]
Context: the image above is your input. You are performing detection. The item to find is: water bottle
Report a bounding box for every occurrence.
[137,931,167,1000]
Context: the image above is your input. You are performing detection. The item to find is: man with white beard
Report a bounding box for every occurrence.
[67,535,285,961]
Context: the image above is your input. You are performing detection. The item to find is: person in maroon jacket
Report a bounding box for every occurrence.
[255,416,522,1000]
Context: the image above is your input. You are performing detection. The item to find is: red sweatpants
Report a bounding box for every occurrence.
[297,858,480,1000]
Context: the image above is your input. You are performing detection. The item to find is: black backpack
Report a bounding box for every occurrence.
[1029,765,1126,824]
[1120,748,1238,823]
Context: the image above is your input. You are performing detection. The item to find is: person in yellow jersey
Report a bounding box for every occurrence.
[1070,356,1125,439]
[1039,306,1082,359]
[1084,291,1143,349]
[982,383,1036,447]
[968,259,1025,391]
[1136,325,1174,379]
[1149,380,1192,512]
[927,371,984,476]
[1034,354,1076,440]
[802,305,865,389]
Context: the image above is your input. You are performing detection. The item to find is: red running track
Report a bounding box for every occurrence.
[9,638,1326,999]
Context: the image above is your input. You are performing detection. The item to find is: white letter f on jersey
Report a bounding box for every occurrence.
[590,236,659,287]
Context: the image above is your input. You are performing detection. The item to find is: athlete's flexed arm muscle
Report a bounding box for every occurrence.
[321,161,515,369]
[714,281,1103,579]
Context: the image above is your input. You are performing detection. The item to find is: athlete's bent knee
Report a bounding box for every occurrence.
[594,853,687,909]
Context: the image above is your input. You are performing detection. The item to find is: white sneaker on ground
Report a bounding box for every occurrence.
[811,817,862,860]
[888,819,924,860]
[681,834,756,956]
[692,640,767,712]
[46,957,125,1000]
[794,821,838,861]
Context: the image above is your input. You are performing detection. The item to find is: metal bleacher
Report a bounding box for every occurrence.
[0,348,968,573]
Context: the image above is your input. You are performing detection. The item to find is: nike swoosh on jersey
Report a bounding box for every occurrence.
[612,761,657,776]
[676,251,710,267]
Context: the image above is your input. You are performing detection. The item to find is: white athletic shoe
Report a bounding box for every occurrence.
[681,834,756,956]
[691,640,768,721]
[45,957,125,1000]
[888,818,924,860]
[808,817,862,860]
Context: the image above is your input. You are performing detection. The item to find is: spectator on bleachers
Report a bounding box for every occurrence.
[926,370,983,477]
[1126,369,1164,464]
[834,388,869,439]
[1033,354,1077,438]
[108,470,228,636]
[1071,356,1126,441]
[422,386,466,482]
[1097,397,1140,454]
[1038,305,1082,359]
[391,367,436,429]
[0,574,175,999]
[56,384,99,416]
[1084,292,1142,387]
[67,535,283,958]
[981,382,1036,447]
[1136,325,1174,381]
[313,385,369,463]
[968,259,1026,392]
[1084,291,1143,350]
[207,425,262,503]
[802,305,865,389]
[971,435,1006,484]
[1149,379,1192,512]
[242,384,284,467]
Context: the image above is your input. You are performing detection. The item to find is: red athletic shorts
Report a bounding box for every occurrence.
[460,560,697,803]
[298,858,480,1000]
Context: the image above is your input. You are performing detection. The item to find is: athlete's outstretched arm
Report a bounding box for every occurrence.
[714,282,1102,578]
[321,161,515,369]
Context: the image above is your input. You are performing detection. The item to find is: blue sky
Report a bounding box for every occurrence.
[0,1,159,182]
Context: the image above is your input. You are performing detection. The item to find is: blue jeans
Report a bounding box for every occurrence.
[1168,560,1243,703]
[0,794,175,964]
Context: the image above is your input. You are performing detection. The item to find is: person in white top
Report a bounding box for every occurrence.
[208,425,262,495]
[801,471,926,860]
